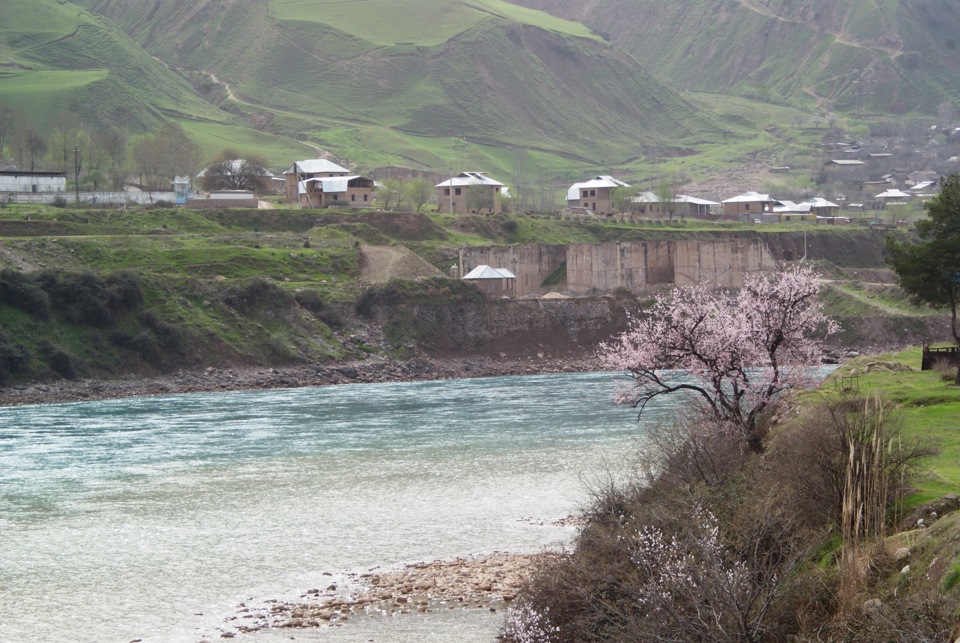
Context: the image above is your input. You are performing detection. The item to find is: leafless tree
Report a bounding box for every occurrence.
[198,148,272,194]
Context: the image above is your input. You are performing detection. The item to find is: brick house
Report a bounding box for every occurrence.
[721,191,777,218]
[435,172,507,214]
[284,159,375,207]
[566,175,630,215]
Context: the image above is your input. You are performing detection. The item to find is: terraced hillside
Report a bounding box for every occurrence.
[513,0,960,115]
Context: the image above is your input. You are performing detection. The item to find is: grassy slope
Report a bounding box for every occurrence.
[69,0,724,179]
[511,0,960,117]
[0,203,941,380]
[818,348,960,507]
[0,0,324,166]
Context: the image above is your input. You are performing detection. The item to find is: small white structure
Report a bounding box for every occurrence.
[462,264,517,296]
[0,170,66,193]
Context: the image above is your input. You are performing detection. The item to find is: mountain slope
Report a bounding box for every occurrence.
[511,0,960,116]
[70,0,723,173]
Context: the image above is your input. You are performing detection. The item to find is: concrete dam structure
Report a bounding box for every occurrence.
[461,236,777,297]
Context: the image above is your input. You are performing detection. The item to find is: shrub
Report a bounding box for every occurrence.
[0,333,31,384]
[137,310,183,352]
[34,270,144,326]
[0,268,50,319]
[40,343,77,380]
[295,290,345,329]
[224,277,292,313]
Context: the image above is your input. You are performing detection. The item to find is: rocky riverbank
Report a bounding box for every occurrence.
[0,355,601,407]
[209,552,560,640]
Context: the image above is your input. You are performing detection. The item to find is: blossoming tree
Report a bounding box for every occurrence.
[600,266,838,452]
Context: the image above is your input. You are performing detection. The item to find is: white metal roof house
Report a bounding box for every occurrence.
[567,175,630,215]
[283,159,352,204]
[462,264,517,296]
[435,172,507,215]
[721,191,777,217]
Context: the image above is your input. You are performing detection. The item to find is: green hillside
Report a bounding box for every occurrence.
[69,0,723,178]
[0,0,324,166]
[513,0,960,117]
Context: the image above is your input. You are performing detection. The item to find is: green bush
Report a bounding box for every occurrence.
[34,270,144,326]
[0,333,31,384]
[295,290,345,329]
[224,277,293,313]
[40,343,77,380]
[0,268,51,319]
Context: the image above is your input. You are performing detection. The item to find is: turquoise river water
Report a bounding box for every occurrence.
[0,370,825,642]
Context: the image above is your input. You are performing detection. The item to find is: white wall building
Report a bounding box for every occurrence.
[0,171,66,193]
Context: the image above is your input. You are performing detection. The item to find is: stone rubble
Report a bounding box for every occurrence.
[213,552,561,639]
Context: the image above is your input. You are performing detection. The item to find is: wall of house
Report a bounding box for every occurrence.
[0,175,66,193]
[436,186,502,214]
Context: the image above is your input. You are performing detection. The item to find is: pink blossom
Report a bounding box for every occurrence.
[599,266,838,451]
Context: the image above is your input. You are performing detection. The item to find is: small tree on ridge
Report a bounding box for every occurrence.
[599,266,838,452]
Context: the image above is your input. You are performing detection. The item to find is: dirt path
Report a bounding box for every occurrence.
[359,245,445,284]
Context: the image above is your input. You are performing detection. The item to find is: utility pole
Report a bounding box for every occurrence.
[73,145,81,204]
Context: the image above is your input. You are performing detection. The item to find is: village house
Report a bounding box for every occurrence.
[633,192,719,218]
[676,195,720,217]
[566,175,629,214]
[804,197,841,217]
[462,264,517,296]
[284,159,374,208]
[435,172,507,214]
[721,191,777,218]
[0,170,66,194]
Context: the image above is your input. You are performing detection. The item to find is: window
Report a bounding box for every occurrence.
[455,188,462,196]
[363,194,368,202]
[745,203,750,210]
[583,190,589,198]
[590,190,596,197]
[444,188,450,196]
[351,194,356,201]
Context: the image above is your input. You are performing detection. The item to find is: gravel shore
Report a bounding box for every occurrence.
[212,552,560,639]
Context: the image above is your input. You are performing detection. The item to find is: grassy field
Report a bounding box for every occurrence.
[817,348,960,507]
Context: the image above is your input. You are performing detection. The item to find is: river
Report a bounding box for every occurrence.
[1,371,685,642]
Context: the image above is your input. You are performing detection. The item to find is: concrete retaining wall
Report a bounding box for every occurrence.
[463,237,776,296]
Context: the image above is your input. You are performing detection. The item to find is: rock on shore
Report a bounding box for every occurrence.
[214,552,556,638]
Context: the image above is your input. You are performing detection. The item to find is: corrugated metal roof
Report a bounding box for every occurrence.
[773,200,811,213]
[566,175,630,201]
[435,171,505,188]
[875,189,911,198]
[722,191,774,203]
[298,176,360,194]
[676,195,719,206]
[828,159,866,165]
[802,197,840,208]
[463,265,516,280]
[285,159,350,175]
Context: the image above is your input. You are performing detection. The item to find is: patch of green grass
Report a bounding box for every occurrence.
[269,0,598,46]
[822,348,960,505]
